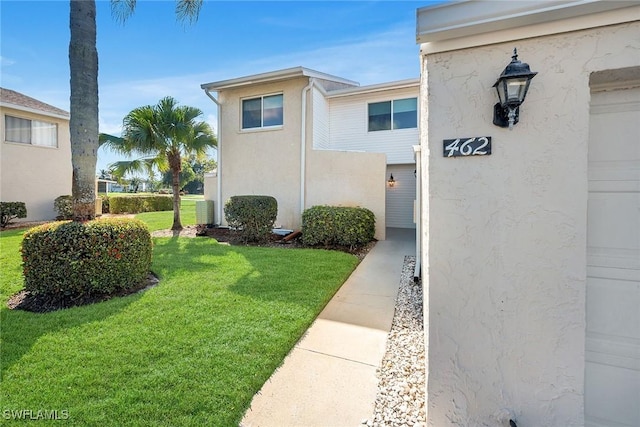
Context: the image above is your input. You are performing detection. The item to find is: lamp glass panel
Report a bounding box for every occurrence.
[506,77,529,102]
[496,81,507,106]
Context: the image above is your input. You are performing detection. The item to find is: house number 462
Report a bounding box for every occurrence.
[443,137,492,157]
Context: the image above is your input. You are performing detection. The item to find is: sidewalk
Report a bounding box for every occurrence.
[240,228,416,427]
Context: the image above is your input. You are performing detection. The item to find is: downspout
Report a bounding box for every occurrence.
[300,78,316,216]
[204,88,222,225]
[413,145,422,282]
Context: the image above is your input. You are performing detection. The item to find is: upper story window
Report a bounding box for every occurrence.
[242,93,283,129]
[368,97,417,132]
[4,115,58,147]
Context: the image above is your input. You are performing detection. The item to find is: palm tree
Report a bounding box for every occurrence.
[69,0,203,221]
[100,96,216,230]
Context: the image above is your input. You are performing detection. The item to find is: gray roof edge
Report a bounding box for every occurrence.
[0,87,69,119]
[200,66,359,91]
[416,0,637,44]
[326,78,420,98]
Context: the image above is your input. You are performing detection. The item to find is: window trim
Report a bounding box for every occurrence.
[4,114,59,148]
[367,97,418,132]
[240,92,284,131]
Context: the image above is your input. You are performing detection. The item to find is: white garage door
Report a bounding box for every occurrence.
[586,85,640,426]
[386,164,416,229]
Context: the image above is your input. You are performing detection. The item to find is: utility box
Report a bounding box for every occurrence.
[195,200,214,225]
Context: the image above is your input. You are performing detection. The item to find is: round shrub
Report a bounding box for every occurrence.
[21,218,152,306]
[302,205,375,248]
[224,195,277,242]
[0,201,27,228]
[54,195,73,220]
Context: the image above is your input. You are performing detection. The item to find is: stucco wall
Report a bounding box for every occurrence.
[421,19,639,427]
[306,149,386,241]
[216,78,306,229]
[0,106,71,222]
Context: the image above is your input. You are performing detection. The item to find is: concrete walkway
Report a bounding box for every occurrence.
[241,228,416,427]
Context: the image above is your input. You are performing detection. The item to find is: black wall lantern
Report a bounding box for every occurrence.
[387,173,395,187]
[493,48,537,130]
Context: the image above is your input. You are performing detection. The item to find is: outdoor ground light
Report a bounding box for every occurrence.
[493,48,537,130]
[388,173,395,187]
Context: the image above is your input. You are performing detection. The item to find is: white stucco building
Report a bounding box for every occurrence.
[416,1,639,426]
[0,88,72,222]
[201,68,420,239]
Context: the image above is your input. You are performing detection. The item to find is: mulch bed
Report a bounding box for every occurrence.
[7,273,160,313]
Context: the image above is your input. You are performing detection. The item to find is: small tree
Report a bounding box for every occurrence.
[100,97,216,230]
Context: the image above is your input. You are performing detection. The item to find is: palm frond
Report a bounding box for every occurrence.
[99,133,124,147]
[175,0,203,25]
[111,0,137,24]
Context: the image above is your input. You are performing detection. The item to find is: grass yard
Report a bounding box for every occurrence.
[134,195,202,232]
[0,227,358,426]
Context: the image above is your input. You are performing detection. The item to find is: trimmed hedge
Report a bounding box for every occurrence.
[224,195,277,242]
[109,195,173,214]
[21,218,152,306]
[302,205,375,248]
[0,202,27,228]
[54,195,73,219]
[100,194,110,214]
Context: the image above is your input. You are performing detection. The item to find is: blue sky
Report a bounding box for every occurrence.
[1,0,435,172]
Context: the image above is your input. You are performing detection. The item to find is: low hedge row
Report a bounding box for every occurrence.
[21,218,152,306]
[0,201,27,228]
[108,195,173,214]
[224,195,277,242]
[302,205,375,248]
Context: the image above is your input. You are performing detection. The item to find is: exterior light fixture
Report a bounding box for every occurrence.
[493,48,537,130]
[388,173,395,187]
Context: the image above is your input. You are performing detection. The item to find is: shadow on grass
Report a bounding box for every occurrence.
[1,288,142,381]
[152,236,358,307]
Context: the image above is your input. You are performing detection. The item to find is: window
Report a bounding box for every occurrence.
[242,94,283,129]
[368,97,417,131]
[5,115,58,147]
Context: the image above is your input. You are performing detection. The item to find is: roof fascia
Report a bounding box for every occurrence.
[201,66,359,91]
[417,0,639,48]
[326,78,420,98]
[0,101,70,121]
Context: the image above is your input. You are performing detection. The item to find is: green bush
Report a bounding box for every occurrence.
[109,195,173,214]
[224,195,277,242]
[54,195,73,219]
[100,194,110,214]
[0,201,27,228]
[21,218,152,306]
[302,205,375,248]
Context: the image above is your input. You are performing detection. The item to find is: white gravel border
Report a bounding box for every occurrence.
[364,256,426,427]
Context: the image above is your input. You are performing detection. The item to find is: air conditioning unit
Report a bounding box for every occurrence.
[195,200,214,225]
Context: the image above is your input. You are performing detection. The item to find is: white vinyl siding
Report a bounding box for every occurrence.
[328,87,418,164]
[4,115,58,147]
[386,164,416,229]
[312,86,330,149]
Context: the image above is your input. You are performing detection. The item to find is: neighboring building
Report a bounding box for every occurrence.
[201,67,420,239]
[0,88,71,222]
[416,1,639,426]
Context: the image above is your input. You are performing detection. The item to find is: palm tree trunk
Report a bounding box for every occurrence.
[169,155,183,230]
[69,0,99,221]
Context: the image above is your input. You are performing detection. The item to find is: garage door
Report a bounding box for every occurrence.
[386,164,416,229]
[586,85,640,426]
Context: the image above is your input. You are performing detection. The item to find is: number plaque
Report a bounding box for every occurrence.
[443,137,491,157]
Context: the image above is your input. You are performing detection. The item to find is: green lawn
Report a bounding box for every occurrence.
[134,195,202,232]
[0,226,358,425]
